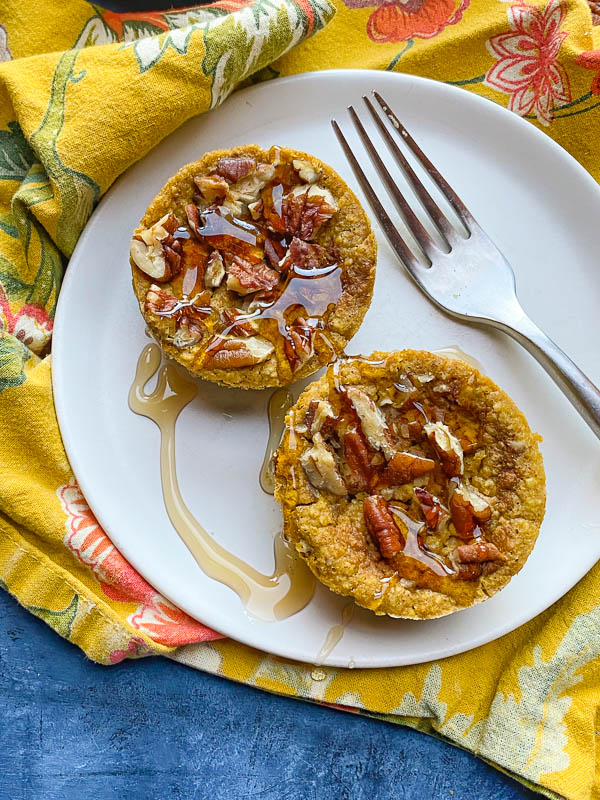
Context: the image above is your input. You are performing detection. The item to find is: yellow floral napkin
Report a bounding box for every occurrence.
[1,1,600,797]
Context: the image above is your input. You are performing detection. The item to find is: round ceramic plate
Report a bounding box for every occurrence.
[53,70,600,668]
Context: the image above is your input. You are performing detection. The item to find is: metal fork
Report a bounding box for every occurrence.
[332,91,600,441]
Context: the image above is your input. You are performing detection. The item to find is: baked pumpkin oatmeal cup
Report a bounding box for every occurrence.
[130,145,377,389]
[274,350,546,619]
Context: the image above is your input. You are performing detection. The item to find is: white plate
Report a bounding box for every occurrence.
[53,70,600,668]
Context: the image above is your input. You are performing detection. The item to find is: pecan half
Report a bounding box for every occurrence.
[364,495,405,559]
[449,484,492,539]
[379,451,435,487]
[203,335,274,369]
[452,540,505,581]
[300,432,347,496]
[415,488,449,531]
[215,157,257,184]
[343,430,372,492]
[424,421,464,477]
[225,255,280,295]
[282,185,337,240]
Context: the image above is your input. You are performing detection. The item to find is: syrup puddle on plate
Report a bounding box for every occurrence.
[259,388,293,495]
[314,601,355,666]
[129,343,315,622]
[433,345,484,373]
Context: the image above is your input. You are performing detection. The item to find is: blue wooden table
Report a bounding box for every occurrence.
[0,590,539,799]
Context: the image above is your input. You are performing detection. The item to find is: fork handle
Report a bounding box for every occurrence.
[493,310,600,441]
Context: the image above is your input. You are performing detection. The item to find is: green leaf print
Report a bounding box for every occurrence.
[0,332,31,392]
[28,595,79,639]
[29,51,100,257]
[0,255,32,301]
[0,211,19,238]
[0,122,35,183]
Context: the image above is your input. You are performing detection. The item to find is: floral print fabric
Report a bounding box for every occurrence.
[1,2,600,799]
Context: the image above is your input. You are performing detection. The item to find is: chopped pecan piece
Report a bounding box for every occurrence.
[304,399,336,438]
[130,213,181,282]
[343,430,372,492]
[449,484,492,538]
[225,255,280,295]
[379,451,435,487]
[220,307,257,337]
[215,157,257,184]
[282,185,337,240]
[284,317,319,371]
[194,175,229,203]
[173,311,204,349]
[264,237,286,269]
[204,250,225,288]
[278,238,333,274]
[292,158,321,183]
[300,432,347,496]
[415,488,449,531]
[203,335,274,369]
[364,495,405,558]
[186,203,201,233]
[145,285,179,316]
[424,421,464,477]
[346,387,394,459]
[228,163,275,205]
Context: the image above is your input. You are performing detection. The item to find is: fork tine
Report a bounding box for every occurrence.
[331,119,423,277]
[348,105,434,263]
[363,95,458,245]
[373,91,477,232]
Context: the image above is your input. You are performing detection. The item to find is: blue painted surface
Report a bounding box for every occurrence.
[0,591,540,800]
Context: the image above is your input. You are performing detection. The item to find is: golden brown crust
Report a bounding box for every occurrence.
[130,145,377,389]
[274,350,546,619]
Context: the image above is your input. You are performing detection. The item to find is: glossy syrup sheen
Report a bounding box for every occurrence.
[315,601,355,665]
[260,388,293,495]
[128,343,315,621]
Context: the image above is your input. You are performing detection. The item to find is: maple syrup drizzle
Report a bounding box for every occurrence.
[260,388,293,495]
[389,504,454,576]
[196,207,259,245]
[128,343,315,621]
[434,345,484,373]
[315,602,355,665]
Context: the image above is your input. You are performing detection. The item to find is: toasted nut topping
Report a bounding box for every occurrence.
[131,213,180,282]
[343,430,372,493]
[380,451,435,487]
[220,308,257,337]
[193,175,229,203]
[284,317,319,372]
[283,185,337,240]
[304,399,336,438]
[215,157,257,184]
[415,488,449,531]
[455,541,505,564]
[203,335,274,369]
[364,495,405,558]
[292,158,321,183]
[226,255,280,295]
[173,316,203,349]
[228,163,275,205]
[300,433,347,496]
[424,421,464,477]
[144,284,179,315]
[205,251,225,288]
[449,484,492,538]
[346,387,394,459]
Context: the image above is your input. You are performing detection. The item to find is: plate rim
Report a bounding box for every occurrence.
[52,68,600,667]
